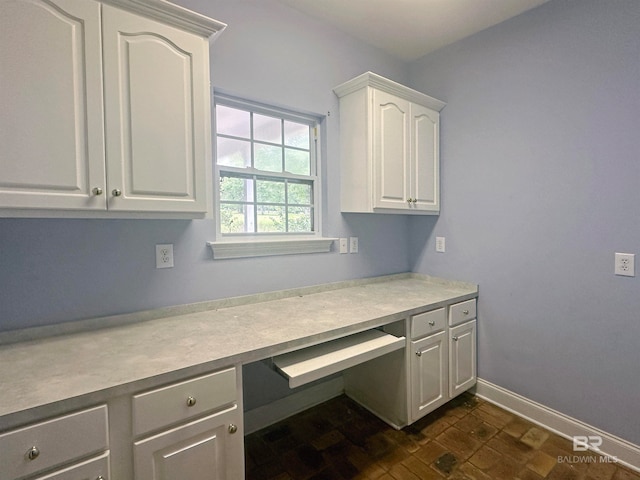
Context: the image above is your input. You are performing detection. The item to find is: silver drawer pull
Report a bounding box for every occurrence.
[462,309,469,315]
[228,424,238,434]
[26,446,40,460]
[415,350,422,356]
[452,336,459,341]
[428,320,435,326]
[186,396,197,407]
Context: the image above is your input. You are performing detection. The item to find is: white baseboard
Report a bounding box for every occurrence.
[475,378,640,473]
[244,377,344,435]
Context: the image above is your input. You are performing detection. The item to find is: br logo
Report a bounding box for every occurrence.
[573,435,602,451]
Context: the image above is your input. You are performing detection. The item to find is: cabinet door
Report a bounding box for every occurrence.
[134,406,243,480]
[449,319,477,398]
[410,103,439,212]
[102,5,209,214]
[411,331,448,422]
[0,0,106,210]
[372,90,410,210]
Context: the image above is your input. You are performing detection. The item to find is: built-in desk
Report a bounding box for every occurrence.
[0,273,478,480]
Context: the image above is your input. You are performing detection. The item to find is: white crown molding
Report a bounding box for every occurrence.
[333,71,446,112]
[102,0,227,38]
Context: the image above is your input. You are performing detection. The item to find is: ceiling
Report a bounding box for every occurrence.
[275,0,549,61]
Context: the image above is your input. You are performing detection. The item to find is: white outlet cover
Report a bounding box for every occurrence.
[156,244,174,269]
[615,252,635,277]
[436,236,446,253]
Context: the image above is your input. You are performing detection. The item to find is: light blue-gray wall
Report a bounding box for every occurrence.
[0,0,411,332]
[409,0,640,444]
[1,0,638,449]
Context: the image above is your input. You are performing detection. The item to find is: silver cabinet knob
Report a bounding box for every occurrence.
[407,198,412,204]
[112,189,122,197]
[463,310,469,315]
[428,320,435,326]
[92,187,103,196]
[186,396,196,407]
[411,198,417,203]
[452,336,459,341]
[97,476,105,480]
[415,350,422,356]
[27,446,40,460]
[228,424,238,434]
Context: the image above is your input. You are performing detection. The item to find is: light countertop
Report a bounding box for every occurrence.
[0,273,477,428]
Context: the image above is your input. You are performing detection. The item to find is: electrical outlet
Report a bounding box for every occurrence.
[156,244,174,269]
[339,238,348,254]
[436,236,446,253]
[349,237,359,254]
[615,252,635,277]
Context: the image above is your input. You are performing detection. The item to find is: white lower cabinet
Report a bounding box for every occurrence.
[449,319,477,398]
[344,298,477,429]
[131,367,244,480]
[411,330,448,421]
[133,406,242,480]
[32,452,110,480]
[0,405,109,480]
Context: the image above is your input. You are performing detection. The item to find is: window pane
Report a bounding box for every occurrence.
[288,206,312,232]
[285,148,310,175]
[287,182,311,205]
[220,176,252,202]
[220,203,252,233]
[216,105,250,138]
[254,114,281,144]
[255,143,282,172]
[217,137,250,167]
[257,205,285,233]
[256,178,285,204]
[284,121,309,148]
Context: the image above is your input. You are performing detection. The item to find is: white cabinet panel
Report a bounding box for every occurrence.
[1,0,222,217]
[0,0,106,210]
[373,91,409,210]
[334,72,445,215]
[134,406,243,480]
[102,4,209,213]
[411,331,448,422]
[411,103,439,212]
[449,319,477,397]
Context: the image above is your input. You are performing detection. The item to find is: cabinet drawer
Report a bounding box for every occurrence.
[0,405,108,480]
[449,299,476,326]
[133,367,237,436]
[411,308,446,339]
[33,451,109,480]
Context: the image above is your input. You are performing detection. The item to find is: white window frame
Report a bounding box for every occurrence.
[208,93,335,259]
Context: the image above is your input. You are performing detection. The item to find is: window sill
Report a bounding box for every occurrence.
[207,237,337,260]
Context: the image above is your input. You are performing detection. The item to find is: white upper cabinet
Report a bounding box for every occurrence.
[0,0,106,211]
[0,0,225,217]
[334,72,445,215]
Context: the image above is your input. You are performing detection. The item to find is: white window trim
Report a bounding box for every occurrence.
[209,92,335,259]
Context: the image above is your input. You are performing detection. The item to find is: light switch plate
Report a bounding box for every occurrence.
[339,238,348,254]
[436,236,446,253]
[349,237,359,253]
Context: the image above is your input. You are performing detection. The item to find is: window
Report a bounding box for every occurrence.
[209,94,334,259]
